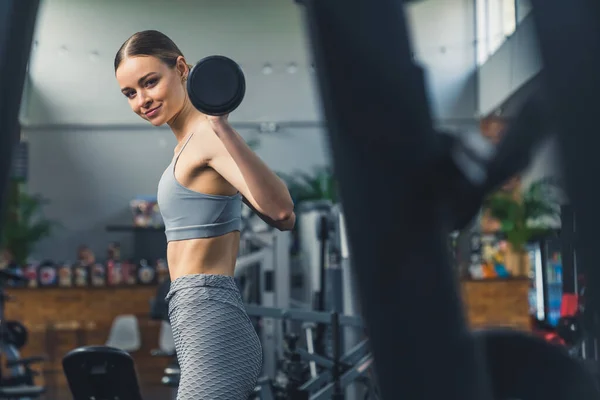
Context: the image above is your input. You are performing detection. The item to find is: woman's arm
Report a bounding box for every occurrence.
[243,198,296,231]
[207,117,295,224]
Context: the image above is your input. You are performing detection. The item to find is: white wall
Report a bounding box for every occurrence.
[408,0,478,121]
[25,0,321,125]
[517,0,533,23]
[478,13,541,116]
[481,66,560,190]
[25,126,329,260]
[521,136,562,188]
[22,0,480,261]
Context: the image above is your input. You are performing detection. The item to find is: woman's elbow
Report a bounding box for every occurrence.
[275,211,296,231]
[274,199,294,222]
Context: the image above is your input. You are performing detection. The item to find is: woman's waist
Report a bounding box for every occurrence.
[165,273,243,307]
[166,233,239,279]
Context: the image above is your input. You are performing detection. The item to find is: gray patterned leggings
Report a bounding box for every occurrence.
[166,274,263,400]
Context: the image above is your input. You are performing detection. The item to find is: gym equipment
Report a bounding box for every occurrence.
[3,322,27,350]
[296,338,376,398]
[148,278,181,389]
[0,270,47,393]
[556,316,584,347]
[148,280,180,388]
[296,201,333,307]
[157,304,374,399]
[0,0,39,231]
[148,277,170,322]
[246,305,378,399]
[293,0,600,398]
[296,314,378,400]
[477,329,599,398]
[186,55,246,116]
[62,346,142,400]
[151,348,180,388]
[235,229,292,378]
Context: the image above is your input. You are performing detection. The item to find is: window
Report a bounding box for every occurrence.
[476,0,517,66]
[476,0,488,65]
[502,0,517,37]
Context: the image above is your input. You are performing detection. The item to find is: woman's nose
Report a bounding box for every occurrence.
[138,94,152,109]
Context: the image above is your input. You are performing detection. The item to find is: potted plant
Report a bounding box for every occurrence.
[483,177,561,276]
[276,167,338,256]
[1,179,57,267]
[277,166,338,205]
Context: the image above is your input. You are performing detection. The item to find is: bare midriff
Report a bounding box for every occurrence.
[167,231,241,280]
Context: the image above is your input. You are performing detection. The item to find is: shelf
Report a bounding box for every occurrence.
[105,225,167,261]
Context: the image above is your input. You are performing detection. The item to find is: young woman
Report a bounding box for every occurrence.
[114,30,295,399]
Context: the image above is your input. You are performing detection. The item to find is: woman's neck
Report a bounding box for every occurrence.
[167,97,207,142]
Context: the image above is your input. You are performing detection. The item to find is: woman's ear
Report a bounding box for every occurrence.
[175,56,189,78]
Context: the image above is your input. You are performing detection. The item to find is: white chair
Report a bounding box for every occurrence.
[105,315,141,352]
[158,320,175,354]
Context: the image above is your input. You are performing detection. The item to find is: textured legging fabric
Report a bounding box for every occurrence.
[166,274,263,400]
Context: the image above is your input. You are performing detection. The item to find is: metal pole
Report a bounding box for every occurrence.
[0,0,40,239]
[331,311,343,400]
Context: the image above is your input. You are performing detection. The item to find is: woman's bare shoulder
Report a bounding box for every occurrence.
[186,120,222,160]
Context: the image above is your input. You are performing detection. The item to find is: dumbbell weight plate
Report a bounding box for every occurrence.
[187,55,246,116]
[475,329,599,399]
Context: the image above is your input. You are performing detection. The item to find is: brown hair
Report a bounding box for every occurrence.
[114,30,192,72]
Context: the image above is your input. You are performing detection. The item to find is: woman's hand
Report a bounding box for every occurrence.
[206,114,229,128]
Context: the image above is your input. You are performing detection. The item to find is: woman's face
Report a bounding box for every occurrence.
[116,55,187,126]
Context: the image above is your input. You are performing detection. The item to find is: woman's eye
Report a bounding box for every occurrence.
[125,91,135,99]
[145,78,158,87]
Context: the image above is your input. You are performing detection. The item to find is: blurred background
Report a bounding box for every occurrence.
[2,0,580,399]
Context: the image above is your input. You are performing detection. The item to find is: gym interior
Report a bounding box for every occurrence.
[1,0,596,399]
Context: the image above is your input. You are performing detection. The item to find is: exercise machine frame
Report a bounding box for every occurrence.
[297,338,376,400]
[236,229,292,377]
[0,1,39,229]
[246,305,374,399]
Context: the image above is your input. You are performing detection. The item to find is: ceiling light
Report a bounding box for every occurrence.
[286,62,298,74]
[262,63,273,75]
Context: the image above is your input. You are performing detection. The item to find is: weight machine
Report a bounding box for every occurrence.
[246,305,377,400]
[236,228,292,378]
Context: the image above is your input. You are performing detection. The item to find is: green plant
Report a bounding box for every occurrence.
[1,180,57,266]
[483,177,561,252]
[278,166,338,204]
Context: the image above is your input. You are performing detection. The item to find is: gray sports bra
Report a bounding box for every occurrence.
[156,133,242,242]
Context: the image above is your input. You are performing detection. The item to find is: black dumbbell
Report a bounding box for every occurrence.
[187,55,246,116]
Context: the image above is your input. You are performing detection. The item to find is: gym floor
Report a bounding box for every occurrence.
[45,387,175,400]
[40,370,177,400]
